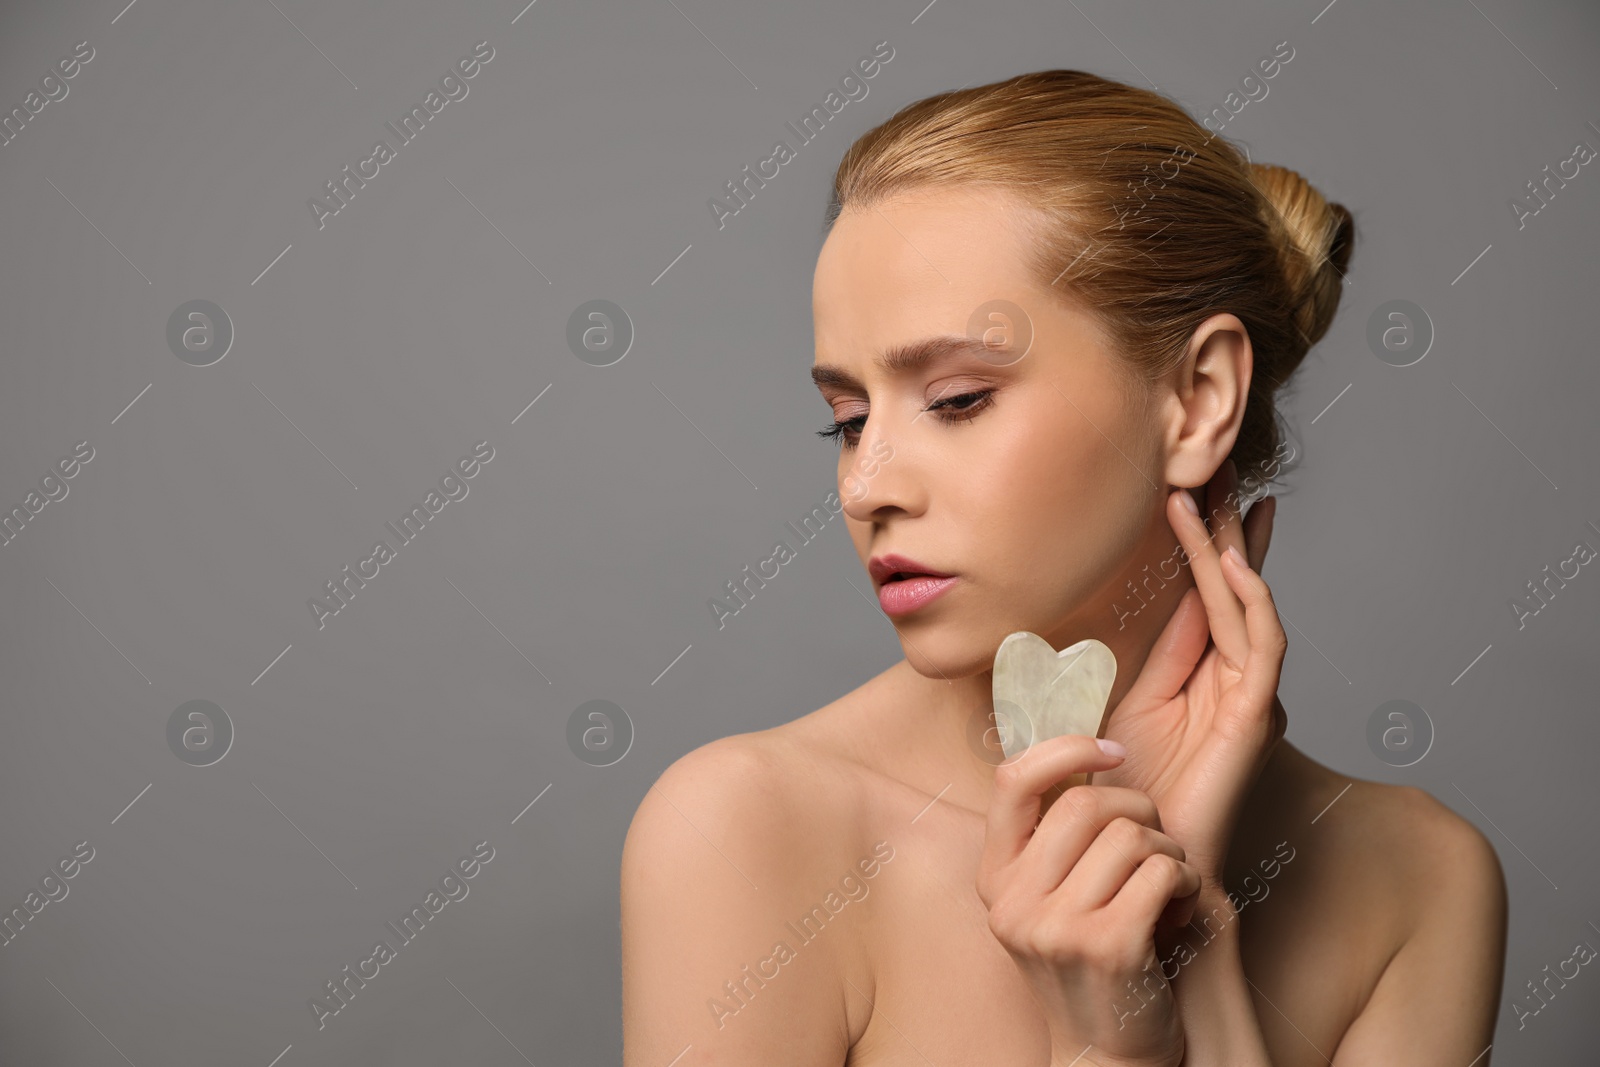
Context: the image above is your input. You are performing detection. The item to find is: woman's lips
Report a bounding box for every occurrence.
[877,574,959,616]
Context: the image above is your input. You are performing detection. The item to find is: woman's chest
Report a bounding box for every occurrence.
[842,816,1383,1067]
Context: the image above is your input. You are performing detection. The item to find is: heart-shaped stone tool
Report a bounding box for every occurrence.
[991,632,1117,776]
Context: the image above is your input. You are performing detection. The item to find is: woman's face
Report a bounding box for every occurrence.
[811,186,1176,676]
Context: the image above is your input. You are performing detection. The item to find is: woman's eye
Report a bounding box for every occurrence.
[928,390,994,421]
[815,390,994,450]
[816,416,865,447]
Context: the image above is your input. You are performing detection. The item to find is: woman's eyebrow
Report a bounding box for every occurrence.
[811,334,1011,390]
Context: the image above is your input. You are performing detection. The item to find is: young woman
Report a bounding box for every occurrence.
[621,69,1507,1066]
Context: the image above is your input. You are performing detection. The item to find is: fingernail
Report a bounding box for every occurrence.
[1178,490,1199,517]
[1096,737,1127,758]
[1225,545,1248,568]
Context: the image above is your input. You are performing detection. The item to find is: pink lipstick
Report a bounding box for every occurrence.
[868,553,958,617]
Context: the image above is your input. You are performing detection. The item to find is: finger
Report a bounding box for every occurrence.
[1116,585,1208,708]
[1101,853,1203,938]
[1168,487,1249,663]
[1219,548,1289,727]
[1205,459,1249,568]
[1008,787,1162,901]
[1160,885,1201,931]
[1058,818,1186,911]
[1243,493,1276,575]
[979,735,1127,876]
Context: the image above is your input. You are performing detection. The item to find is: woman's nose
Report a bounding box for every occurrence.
[840,429,918,521]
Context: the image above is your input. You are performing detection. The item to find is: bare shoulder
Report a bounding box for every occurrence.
[624,721,871,868]
[1285,749,1506,917]
[621,724,881,1065]
[1253,745,1509,1058]
[1235,745,1508,1060]
[624,729,844,903]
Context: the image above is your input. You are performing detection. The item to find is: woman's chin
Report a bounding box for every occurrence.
[893,619,1029,680]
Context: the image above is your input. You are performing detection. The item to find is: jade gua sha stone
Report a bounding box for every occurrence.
[991,632,1117,788]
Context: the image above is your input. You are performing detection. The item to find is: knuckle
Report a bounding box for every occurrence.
[985,894,1025,944]
[1068,922,1114,968]
[1071,787,1105,825]
[992,759,1023,792]
[1125,788,1161,829]
[1029,913,1084,961]
[1147,853,1184,884]
[1158,833,1187,863]
[1106,816,1145,851]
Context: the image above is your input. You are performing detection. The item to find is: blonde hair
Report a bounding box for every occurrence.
[824,68,1355,483]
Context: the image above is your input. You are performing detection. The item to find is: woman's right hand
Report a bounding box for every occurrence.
[976,733,1201,1067]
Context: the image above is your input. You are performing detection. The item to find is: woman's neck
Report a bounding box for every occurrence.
[884,529,1202,812]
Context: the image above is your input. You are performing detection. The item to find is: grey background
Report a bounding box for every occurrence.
[1,0,1596,1063]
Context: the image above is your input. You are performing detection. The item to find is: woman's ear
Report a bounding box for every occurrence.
[1160,312,1252,488]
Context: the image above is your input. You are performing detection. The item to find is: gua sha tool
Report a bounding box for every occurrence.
[990,632,1117,788]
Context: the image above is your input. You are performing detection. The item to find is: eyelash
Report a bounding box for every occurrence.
[816,389,995,450]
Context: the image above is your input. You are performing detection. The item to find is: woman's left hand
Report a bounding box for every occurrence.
[1090,458,1288,893]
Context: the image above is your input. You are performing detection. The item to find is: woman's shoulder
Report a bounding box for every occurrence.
[1280,745,1499,873]
[620,716,885,1060]
[622,700,884,887]
[1256,742,1506,938]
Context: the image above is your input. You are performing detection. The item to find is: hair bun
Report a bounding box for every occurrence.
[1248,162,1355,348]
